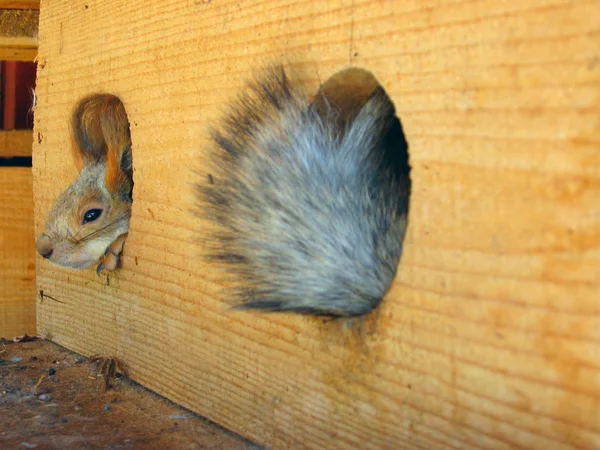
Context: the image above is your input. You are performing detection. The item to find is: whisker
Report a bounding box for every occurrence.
[75,215,128,243]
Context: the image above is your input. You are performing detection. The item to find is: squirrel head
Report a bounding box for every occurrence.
[36,93,133,270]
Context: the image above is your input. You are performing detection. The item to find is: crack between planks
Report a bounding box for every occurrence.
[348,0,355,64]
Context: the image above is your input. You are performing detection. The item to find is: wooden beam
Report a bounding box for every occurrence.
[0,46,36,60]
[0,36,37,61]
[32,1,600,449]
[0,131,33,157]
[0,1,39,9]
[0,167,36,339]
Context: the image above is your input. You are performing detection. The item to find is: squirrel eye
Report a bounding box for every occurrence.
[82,208,103,224]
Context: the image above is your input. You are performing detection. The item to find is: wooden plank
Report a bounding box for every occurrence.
[0,167,36,339]
[32,1,600,449]
[0,131,33,157]
[0,1,39,9]
[0,45,36,60]
[0,36,37,61]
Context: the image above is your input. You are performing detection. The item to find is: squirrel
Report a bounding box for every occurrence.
[197,66,410,317]
[35,93,133,275]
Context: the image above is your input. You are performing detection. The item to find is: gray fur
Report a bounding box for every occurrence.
[197,66,410,316]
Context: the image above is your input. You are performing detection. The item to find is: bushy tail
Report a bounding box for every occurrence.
[198,66,410,317]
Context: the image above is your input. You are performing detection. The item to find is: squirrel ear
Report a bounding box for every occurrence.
[105,146,119,192]
[100,96,132,196]
[70,95,109,173]
[70,134,86,173]
[106,146,131,195]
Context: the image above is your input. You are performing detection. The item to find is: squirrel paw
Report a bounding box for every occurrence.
[96,249,121,275]
[95,233,128,276]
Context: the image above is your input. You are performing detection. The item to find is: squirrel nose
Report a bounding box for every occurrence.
[36,234,54,259]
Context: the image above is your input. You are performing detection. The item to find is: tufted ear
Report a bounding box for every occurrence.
[70,95,111,173]
[70,133,86,173]
[105,142,132,196]
[102,96,133,197]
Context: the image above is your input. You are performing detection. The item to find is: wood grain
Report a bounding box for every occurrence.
[32,1,600,449]
[0,36,37,60]
[0,1,39,9]
[0,168,36,339]
[0,131,33,157]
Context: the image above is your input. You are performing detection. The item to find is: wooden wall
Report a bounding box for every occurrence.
[0,1,38,61]
[32,1,600,449]
[0,0,38,338]
[0,133,35,338]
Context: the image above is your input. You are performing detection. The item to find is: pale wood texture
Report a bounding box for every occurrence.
[0,130,33,157]
[33,1,600,449]
[0,36,36,60]
[0,1,39,9]
[1,168,36,339]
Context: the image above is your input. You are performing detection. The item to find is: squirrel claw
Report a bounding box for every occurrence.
[96,264,104,276]
[99,249,120,272]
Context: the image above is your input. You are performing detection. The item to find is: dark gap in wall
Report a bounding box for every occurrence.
[0,156,32,167]
[1,60,37,130]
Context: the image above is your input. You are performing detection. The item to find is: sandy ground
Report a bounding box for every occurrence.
[0,338,261,450]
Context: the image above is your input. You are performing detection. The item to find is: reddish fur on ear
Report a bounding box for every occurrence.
[70,134,86,173]
[70,94,112,170]
[70,93,132,196]
[105,145,123,193]
[102,97,131,195]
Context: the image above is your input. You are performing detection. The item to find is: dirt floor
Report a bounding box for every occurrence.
[0,338,261,450]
